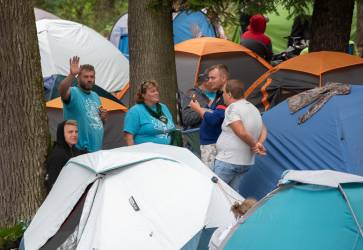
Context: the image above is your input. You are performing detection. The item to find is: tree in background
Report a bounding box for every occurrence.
[128,0,178,119]
[185,0,355,53]
[356,0,363,56]
[33,0,128,35]
[310,0,355,52]
[0,0,49,228]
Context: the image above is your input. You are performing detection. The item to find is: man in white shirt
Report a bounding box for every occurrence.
[213,79,267,191]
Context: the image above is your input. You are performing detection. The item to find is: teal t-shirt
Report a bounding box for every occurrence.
[63,86,104,152]
[123,103,176,145]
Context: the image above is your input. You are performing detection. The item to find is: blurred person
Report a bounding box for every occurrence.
[241,14,272,61]
[180,71,216,129]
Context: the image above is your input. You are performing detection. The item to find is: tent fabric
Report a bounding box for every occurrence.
[221,171,363,250]
[239,86,363,200]
[34,8,60,21]
[173,11,216,44]
[46,97,127,149]
[109,14,128,49]
[175,37,272,93]
[281,169,363,187]
[276,51,363,75]
[36,19,129,93]
[22,143,242,250]
[245,51,363,111]
[109,11,217,59]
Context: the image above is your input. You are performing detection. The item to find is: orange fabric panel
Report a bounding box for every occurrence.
[175,37,272,70]
[244,68,276,98]
[46,97,127,112]
[116,82,129,100]
[278,51,363,76]
[261,78,272,111]
[175,37,251,56]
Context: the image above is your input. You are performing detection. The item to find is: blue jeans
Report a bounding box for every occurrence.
[212,159,251,192]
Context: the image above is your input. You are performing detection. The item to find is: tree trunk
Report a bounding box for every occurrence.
[128,0,178,120]
[356,0,363,56]
[0,1,49,227]
[310,0,354,52]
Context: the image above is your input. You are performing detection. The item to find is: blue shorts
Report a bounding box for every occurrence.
[212,159,251,192]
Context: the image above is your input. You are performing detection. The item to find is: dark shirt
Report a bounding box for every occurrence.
[45,121,87,191]
[180,87,210,129]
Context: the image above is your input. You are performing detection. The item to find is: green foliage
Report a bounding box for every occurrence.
[34,0,128,36]
[0,221,27,250]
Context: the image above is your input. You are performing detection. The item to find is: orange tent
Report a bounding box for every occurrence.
[46,97,128,149]
[175,37,272,93]
[245,51,363,111]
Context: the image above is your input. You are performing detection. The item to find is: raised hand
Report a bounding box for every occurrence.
[69,56,80,76]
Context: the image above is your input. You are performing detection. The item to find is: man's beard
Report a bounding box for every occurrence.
[79,81,93,91]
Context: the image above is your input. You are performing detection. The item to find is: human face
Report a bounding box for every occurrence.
[208,68,226,91]
[142,86,160,105]
[78,70,95,91]
[64,124,78,147]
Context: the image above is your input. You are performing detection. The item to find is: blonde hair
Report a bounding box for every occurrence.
[135,80,159,103]
[231,198,257,219]
[64,120,78,127]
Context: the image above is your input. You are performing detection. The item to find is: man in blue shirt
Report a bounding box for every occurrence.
[59,56,107,152]
[190,64,229,168]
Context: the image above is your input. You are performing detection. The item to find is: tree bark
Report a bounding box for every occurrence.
[356,0,363,56]
[310,0,354,52]
[0,1,49,227]
[128,0,178,119]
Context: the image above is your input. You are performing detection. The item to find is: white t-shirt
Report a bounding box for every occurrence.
[216,99,263,165]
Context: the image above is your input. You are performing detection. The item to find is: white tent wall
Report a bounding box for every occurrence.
[23,164,98,250]
[78,160,215,249]
[36,19,129,93]
[23,145,242,250]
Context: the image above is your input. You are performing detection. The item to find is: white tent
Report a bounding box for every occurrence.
[34,8,60,21]
[36,19,129,93]
[21,143,242,250]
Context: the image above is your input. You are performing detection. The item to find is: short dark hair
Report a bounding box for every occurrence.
[225,79,245,99]
[206,64,230,79]
[79,64,95,74]
[135,80,159,103]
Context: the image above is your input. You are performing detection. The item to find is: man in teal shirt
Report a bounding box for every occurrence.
[59,56,107,152]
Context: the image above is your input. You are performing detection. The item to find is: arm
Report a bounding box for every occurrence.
[189,100,208,118]
[99,106,108,124]
[123,106,140,145]
[203,108,225,126]
[257,124,267,144]
[124,132,135,146]
[254,124,268,155]
[229,120,257,148]
[59,56,80,102]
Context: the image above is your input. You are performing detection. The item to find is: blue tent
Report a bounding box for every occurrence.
[173,11,216,44]
[240,85,363,200]
[109,11,216,59]
[216,170,363,250]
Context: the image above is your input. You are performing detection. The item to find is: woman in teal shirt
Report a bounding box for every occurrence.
[123,80,176,145]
